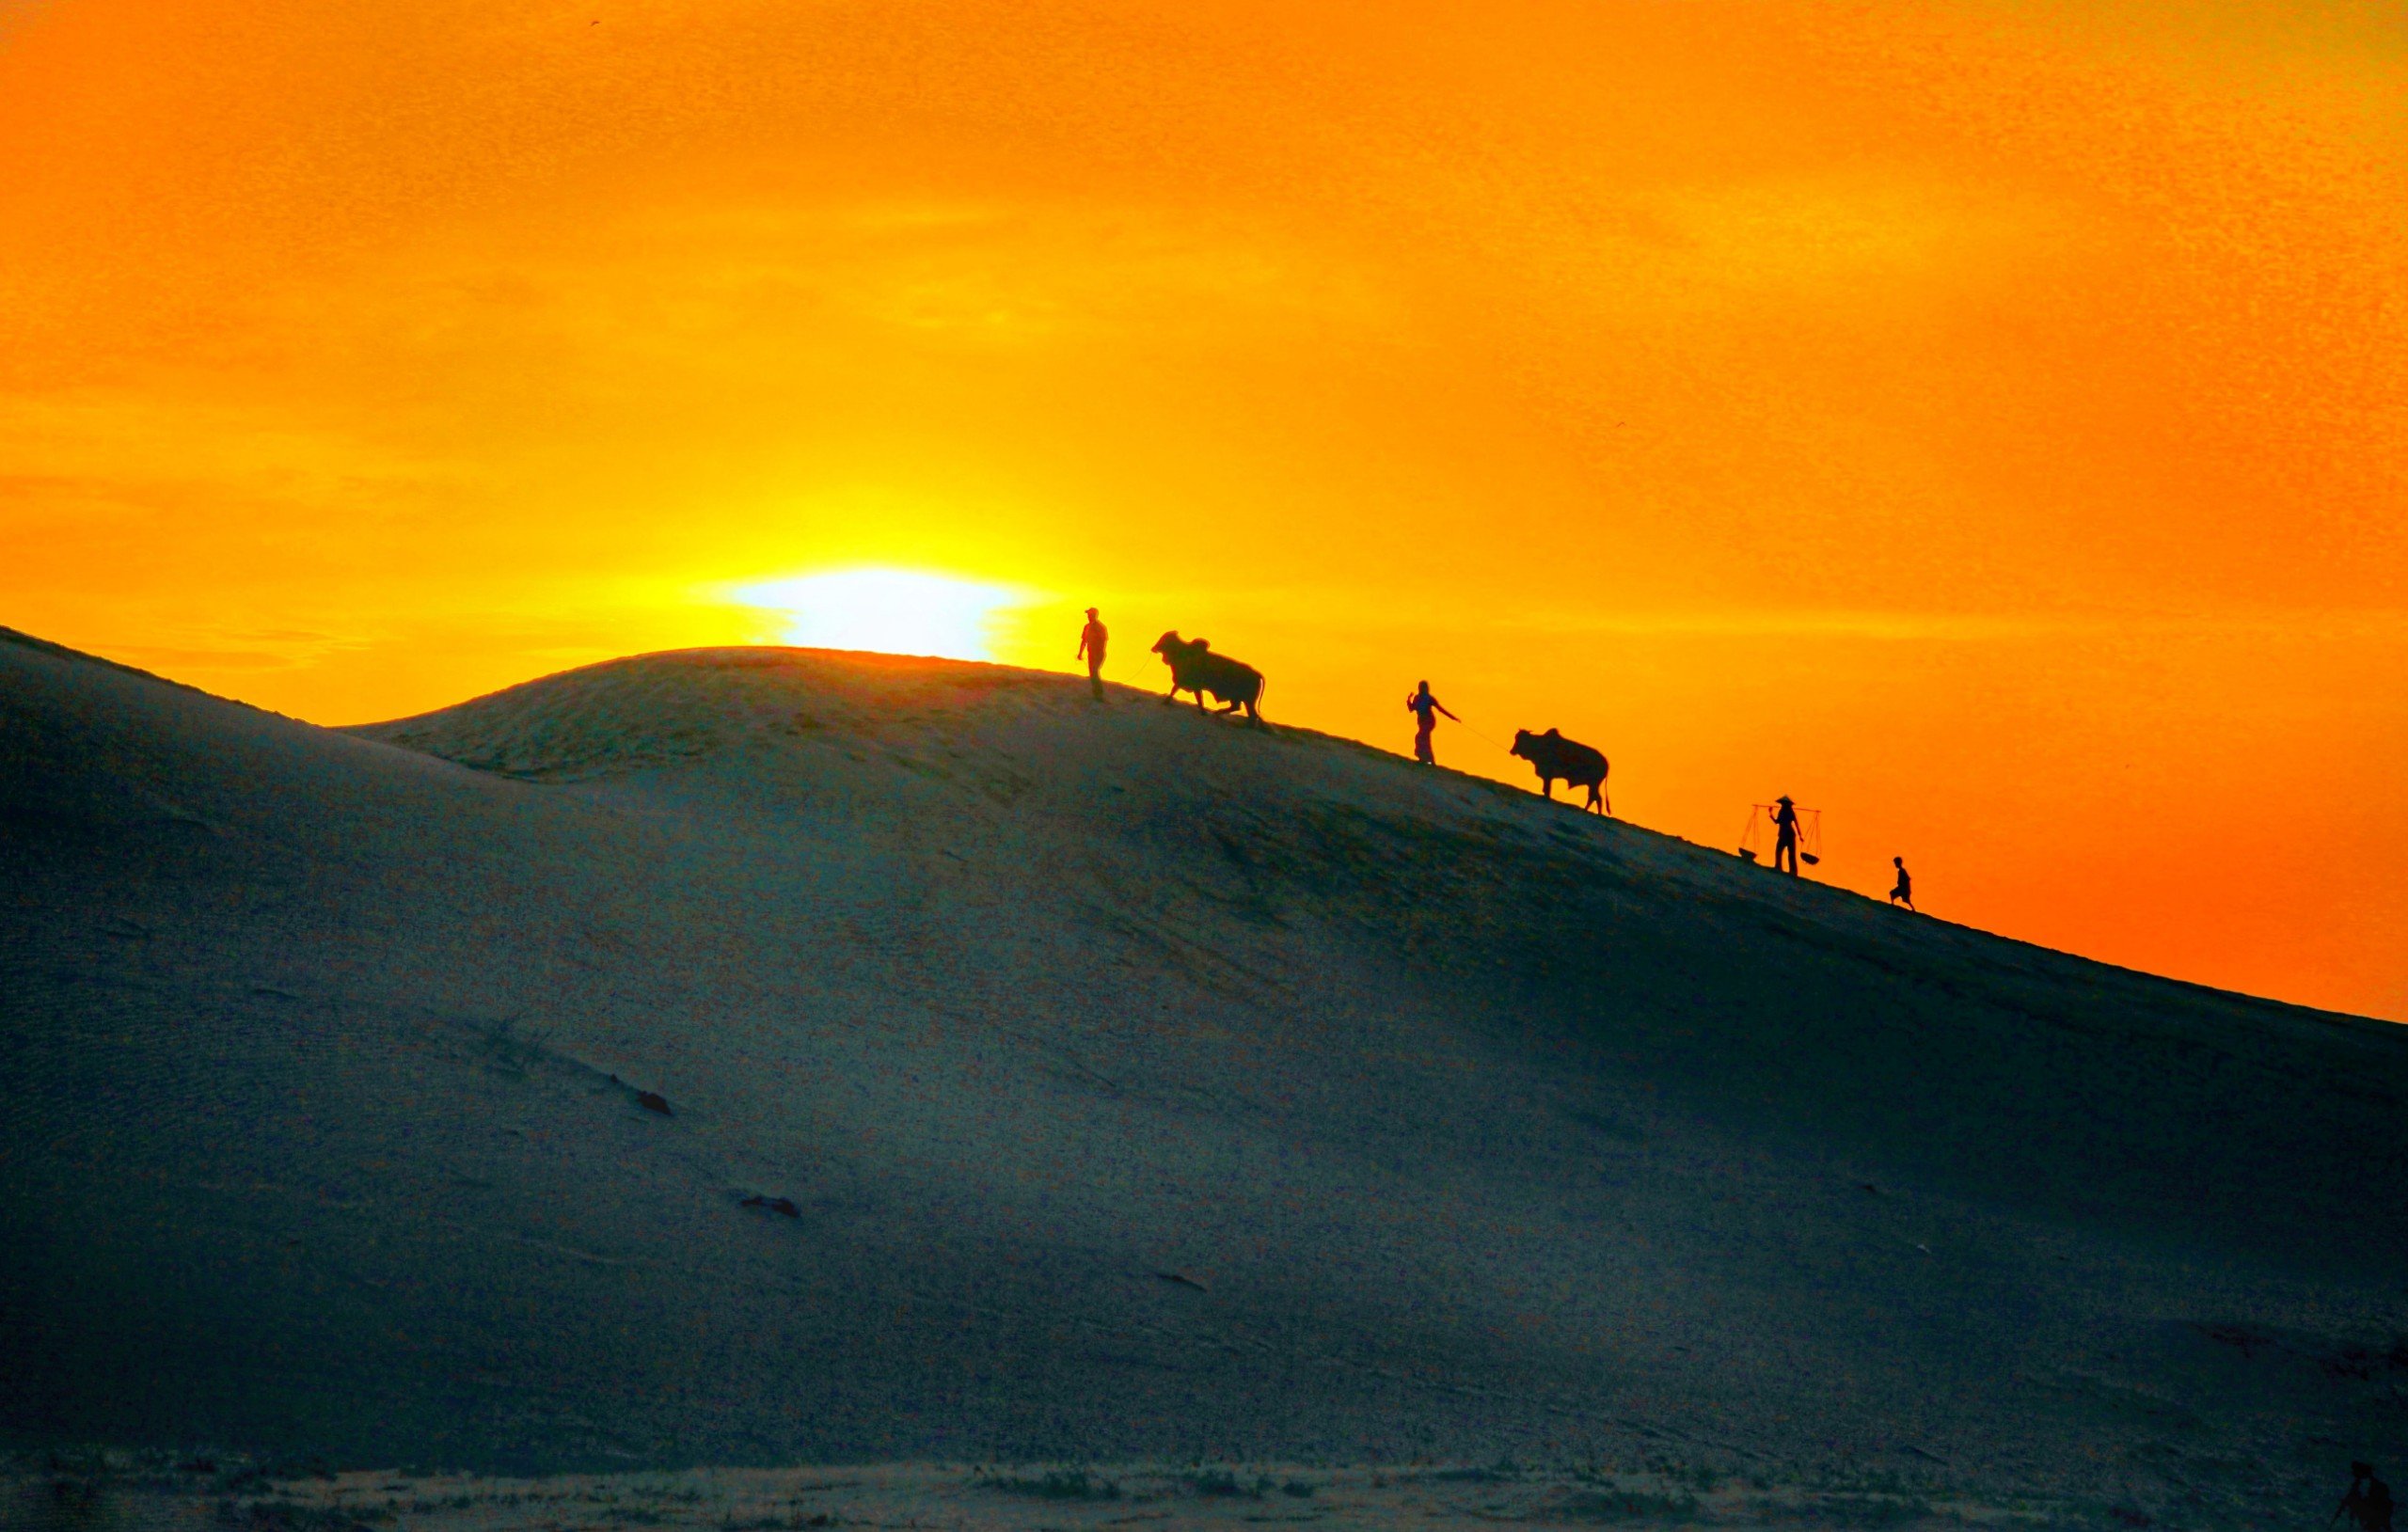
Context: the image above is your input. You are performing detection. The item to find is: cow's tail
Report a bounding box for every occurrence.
[1601,762,1611,816]
[1252,671,1271,728]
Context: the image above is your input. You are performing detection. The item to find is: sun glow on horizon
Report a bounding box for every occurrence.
[5,0,2406,1018]
[727,568,1032,662]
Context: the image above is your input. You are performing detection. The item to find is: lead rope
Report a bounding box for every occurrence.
[1450,715,1516,756]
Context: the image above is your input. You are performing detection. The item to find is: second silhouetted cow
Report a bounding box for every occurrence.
[1511,728,1610,813]
[1151,632,1266,725]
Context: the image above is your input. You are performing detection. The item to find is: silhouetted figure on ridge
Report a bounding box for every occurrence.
[1405,680,1458,765]
[2337,1463,2394,1532]
[1770,796,1801,877]
[1890,856,1915,910]
[1076,608,1108,701]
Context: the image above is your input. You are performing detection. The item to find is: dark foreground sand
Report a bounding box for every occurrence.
[0,1452,2152,1532]
[3,630,2402,1528]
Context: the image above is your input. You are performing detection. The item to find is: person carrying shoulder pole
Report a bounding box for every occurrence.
[1770,795,1801,876]
[1077,608,1108,701]
[1405,680,1458,765]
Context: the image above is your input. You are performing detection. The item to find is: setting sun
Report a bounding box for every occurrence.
[9,0,2408,1508]
[2,0,2402,1018]
[727,567,1032,662]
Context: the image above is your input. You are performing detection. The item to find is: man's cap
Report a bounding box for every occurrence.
[1085,608,1099,617]
[2355,1463,2376,1477]
[1777,794,1795,804]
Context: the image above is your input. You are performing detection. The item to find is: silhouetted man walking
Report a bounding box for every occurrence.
[1077,608,1108,701]
[1890,856,1914,910]
[1769,796,1801,877]
[1405,680,1458,766]
[2337,1463,2394,1532]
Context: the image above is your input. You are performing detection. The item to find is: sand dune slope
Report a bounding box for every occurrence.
[2,632,2401,1510]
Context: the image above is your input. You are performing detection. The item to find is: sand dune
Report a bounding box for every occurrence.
[2,630,2401,1521]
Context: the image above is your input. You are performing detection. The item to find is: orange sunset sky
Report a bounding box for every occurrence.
[4,0,2403,1018]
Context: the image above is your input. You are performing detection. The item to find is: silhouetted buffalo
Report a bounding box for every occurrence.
[1151,632,1266,724]
[1511,728,1609,813]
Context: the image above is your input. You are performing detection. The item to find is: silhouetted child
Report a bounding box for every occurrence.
[2337,1463,2394,1532]
[1890,856,1914,911]
[1076,608,1108,701]
[1405,681,1458,765]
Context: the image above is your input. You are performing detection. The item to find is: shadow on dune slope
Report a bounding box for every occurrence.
[2,634,2401,1509]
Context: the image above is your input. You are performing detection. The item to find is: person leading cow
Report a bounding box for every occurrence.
[1405,681,1457,765]
[1076,608,1108,702]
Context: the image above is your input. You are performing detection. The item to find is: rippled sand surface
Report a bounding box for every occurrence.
[0,1458,2101,1532]
[3,631,2400,1526]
